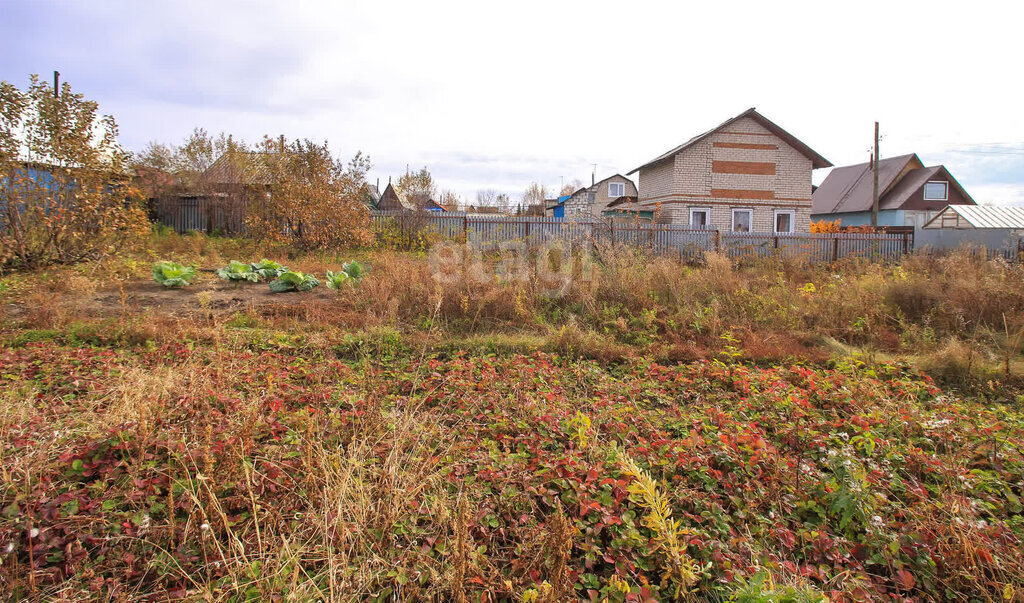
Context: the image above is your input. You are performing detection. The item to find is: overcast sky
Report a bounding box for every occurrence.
[2,0,1022,204]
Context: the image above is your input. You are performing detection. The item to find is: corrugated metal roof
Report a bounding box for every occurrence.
[936,204,1024,229]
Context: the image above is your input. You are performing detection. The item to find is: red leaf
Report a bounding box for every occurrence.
[896,568,915,591]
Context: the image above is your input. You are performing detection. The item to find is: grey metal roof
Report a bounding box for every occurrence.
[927,204,1024,229]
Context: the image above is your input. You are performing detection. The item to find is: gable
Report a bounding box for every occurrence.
[629,108,831,175]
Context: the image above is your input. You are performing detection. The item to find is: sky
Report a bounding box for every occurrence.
[2,0,1023,205]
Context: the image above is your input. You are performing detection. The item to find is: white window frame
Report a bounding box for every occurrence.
[731,208,753,233]
[923,181,948,201]
[773,209,795,234]
[689,207,711,229]
[608,182,625,197]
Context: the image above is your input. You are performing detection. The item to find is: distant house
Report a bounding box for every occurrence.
[147,151,268,233]
[918,204,1024,255]
[376,183,415,211]
[376,183,448,212]
[630,108,831,233]
[811,153,976,229]
[361,183,381,208]
[547,174,638,218]
[602,196,653,222]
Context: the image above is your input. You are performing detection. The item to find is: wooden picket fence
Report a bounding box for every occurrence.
[370,211,914,263]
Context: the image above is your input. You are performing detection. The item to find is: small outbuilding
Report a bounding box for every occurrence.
[919,204,1024,256]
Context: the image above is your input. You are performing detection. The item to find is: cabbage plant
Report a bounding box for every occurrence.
[216,260,260,282]
[250,259,288,281]
[326,261,370,290]
[269,270,320,293]
[152,261,195,287]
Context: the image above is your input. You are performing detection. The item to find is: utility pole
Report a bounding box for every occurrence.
[871,121,880,228]
[53,71,59,97]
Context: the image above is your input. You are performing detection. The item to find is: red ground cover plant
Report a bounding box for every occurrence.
[0,342,1021,601]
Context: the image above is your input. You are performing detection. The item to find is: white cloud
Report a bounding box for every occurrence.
[3,0,1022,203]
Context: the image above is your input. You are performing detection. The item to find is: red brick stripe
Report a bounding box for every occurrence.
[711,188,775,200]
[712,160,776,175]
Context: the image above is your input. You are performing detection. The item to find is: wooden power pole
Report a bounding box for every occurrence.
[871,121,880,228]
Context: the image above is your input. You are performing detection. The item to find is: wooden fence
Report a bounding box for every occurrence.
[370,211,914,262]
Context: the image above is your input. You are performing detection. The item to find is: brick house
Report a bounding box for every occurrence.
[629,108,831,233]
[548,174,638,218]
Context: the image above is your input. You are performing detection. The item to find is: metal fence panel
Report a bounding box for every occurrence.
[369,212,915,263]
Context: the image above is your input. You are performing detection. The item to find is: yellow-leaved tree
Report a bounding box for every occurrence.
[244,136,373,250]
[0,74,150,269]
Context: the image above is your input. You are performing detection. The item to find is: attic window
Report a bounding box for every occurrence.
[608,182,625,197]
[924,181,948,201]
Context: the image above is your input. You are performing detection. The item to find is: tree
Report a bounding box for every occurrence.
[244,136,372,250]
[476,189,498,207]
[0,74,149,269]
[396,166,437,201]
[438,190,460,209]
[560,179,583,196]
[522,181,548,206]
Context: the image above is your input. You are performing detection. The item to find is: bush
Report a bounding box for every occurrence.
[0,75,150,269]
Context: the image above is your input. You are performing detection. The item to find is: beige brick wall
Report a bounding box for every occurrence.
[562,175,638,218]
[637,116,816,232]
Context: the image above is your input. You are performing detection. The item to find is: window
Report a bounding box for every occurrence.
[689,207,711,229]
[924,181,948,201]
[732,209,753,233]
[774,209,794,233]
[608,182,625,197]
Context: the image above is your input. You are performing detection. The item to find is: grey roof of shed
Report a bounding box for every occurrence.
[924,205,1024,229]
[628,108,832,175]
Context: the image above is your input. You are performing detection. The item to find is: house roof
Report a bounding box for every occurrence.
[923,204,1024,229]
[812,153,921,214]
[628,108,832,175]
[379,183,416,210]
[812,155,976,214]
[201,151,274,185]
[605,195,640,209]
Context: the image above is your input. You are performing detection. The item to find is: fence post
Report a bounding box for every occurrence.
[714,230,721,253]
[902,232,910,256]
[832,236,839,262]
[463,215,468,243]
